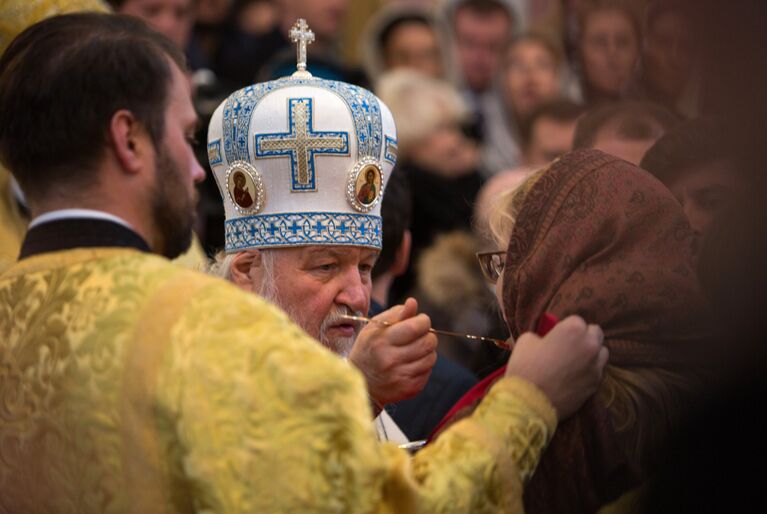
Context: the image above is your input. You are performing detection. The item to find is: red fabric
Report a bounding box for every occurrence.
[535,312,558,336]
[427,313,558,441]
[427,366,505,441]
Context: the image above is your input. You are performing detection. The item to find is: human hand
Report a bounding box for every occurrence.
[505,315,607,419]
[349,298,438,407]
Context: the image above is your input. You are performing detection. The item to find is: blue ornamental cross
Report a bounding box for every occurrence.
[255,97,349,192]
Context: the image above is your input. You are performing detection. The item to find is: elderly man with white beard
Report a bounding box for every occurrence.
[208,21,435,441]
[211,247,431,442]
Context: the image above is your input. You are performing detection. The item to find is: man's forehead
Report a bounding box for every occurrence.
[299,246,379,259]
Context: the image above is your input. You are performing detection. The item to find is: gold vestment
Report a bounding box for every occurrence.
[0,248,556,513]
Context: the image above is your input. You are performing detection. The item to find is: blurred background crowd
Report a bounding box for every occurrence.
[2,0,767,510]
[108,0,729,379]
[2,0,755,385]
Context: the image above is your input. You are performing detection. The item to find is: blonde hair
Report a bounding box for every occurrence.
[375,69,469,158]
[486,167,547,248]
[600,366,695,473]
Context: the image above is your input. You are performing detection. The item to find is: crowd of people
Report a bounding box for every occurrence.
[0,0,765,512]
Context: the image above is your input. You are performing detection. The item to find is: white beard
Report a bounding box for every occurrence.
[259,283,359,357]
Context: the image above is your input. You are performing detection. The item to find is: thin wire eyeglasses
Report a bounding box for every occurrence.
[476,250,506,284]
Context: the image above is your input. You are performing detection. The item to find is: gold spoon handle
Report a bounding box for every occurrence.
[339,314,511,349]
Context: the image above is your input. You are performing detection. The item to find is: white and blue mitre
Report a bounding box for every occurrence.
[208,19,397,252]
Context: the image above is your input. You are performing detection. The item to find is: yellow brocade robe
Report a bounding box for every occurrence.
[0,248,556,513]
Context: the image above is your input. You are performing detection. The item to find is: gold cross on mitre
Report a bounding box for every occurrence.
[290,18,314,78]
[255,98,349,192]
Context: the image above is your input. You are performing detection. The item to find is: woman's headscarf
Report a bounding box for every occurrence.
[503,149,703,361]
[503,149,709,513]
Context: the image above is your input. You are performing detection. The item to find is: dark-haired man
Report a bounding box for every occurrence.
[521,99,584,166]
[0,13,607,511]
[451,0,515,95]
[0,0,211,273]
[446,0,522,175]
[641,118,741,239]
[0,0,111,272]
[0,10,202,261]
[573,100,679,165]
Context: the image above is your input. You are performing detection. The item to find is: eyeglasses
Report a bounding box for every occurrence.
[476,250,506,284]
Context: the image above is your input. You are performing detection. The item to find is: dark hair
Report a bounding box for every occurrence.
[0,13,186,201]
[520,99,585,149]
[379,13,434,51]
[453,0,513,22]
[640,118,729,184]
[645,0,694,33]
[573,101,678,149]
[372,166,412,280]
[577,0,642,42]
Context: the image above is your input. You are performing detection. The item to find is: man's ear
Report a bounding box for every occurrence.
[391,229,412,278]
[108,109,151,175]
[229,250,262,292]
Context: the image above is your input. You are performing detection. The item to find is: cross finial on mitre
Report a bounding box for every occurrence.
[290,18,314,77]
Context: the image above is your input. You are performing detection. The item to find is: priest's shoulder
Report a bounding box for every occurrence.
[137,253,298,331]
[142,255,359,389]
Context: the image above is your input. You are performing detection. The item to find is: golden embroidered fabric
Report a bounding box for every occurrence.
[0,248,556,513]
[169,234,210,271]
[0,0,110,55]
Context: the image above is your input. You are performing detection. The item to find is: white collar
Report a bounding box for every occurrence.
[28,209,134,231]
[374,410,410,445]
[9,176,27,209]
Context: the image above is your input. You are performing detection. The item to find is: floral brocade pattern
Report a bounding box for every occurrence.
[1,248,555,513]
[412,378,555,514]
[0,250,178,513]
[0,0,110,55]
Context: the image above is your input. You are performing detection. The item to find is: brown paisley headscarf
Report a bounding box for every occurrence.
[504,149,709,513]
